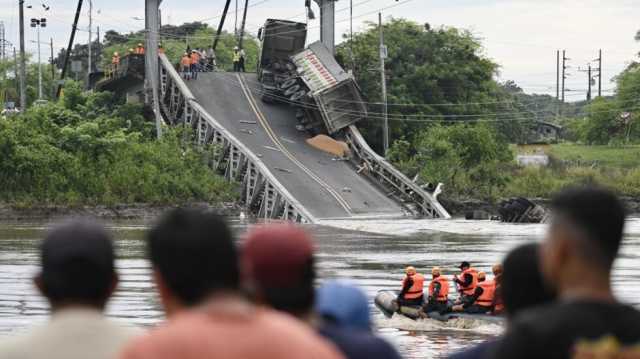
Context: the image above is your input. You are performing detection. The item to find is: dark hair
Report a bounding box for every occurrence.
[40,220,115,308]
[551,186,626,270]
[260,258,315,315]
[502,243,556,318]
[147,208,238,306]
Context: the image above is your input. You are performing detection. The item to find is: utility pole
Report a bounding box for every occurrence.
[0,22,5,62]
[212,0,231,50]
[145,0,162,139]
[587,64,592,101]
[561,50,569,103]
[31,18,46,100]
[234,0,238,37]
[57,0,84,98]
[379,12,388,155]
[556,50,560,100]
[238,0,249,49]
[87,0,92,88]
[50,37,54,84]
[18,0,27,109]
[597,49,602,98]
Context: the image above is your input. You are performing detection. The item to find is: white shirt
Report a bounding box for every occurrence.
[0,308,141,359]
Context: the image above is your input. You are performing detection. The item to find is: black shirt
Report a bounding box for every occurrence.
[489,300,640,359]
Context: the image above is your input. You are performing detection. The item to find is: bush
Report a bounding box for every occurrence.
[0,86,236,206]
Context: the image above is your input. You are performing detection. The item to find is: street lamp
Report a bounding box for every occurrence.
[30,17,46,99]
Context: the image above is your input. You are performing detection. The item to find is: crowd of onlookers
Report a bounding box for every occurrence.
[0,186,639,359]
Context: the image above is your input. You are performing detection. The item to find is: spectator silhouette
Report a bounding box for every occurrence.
[241,223,402,359]
[0,219,139,359]
[119,209,344,359]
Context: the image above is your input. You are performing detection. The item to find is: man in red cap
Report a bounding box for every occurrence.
[242,223,402,359]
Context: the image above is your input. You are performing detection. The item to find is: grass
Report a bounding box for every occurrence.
[548,144,640,168]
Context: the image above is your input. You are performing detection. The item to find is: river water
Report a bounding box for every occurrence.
[1,217,639,358]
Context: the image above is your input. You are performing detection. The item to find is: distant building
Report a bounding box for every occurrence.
[525,121,563,144]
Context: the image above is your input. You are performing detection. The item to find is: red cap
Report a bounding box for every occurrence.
[241,223,314,288]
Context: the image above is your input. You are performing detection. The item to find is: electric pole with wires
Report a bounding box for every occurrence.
[379,12,388,155]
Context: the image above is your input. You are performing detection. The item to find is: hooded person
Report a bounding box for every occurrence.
[241,224,402,359]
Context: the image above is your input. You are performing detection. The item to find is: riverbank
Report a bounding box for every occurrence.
[0,202,242,221]
[441,196,640,217]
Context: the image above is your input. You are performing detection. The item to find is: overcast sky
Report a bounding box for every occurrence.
[1,0,639,100]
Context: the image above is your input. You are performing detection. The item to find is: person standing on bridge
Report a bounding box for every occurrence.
[180,53,192,80]
[111,52,120,77]
[135,43,145,55]
[233,46,241,72]
[190,50,200,80]
[239,48,246,72]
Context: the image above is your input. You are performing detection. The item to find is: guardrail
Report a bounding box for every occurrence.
[345,125,451,219]
[158,54,315,223]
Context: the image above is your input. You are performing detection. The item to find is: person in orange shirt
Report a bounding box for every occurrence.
[118,209,344,359]
[190,50,200,80]
[180,53,191,80]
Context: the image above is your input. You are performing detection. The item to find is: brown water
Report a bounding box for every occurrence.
[1,218,639,358]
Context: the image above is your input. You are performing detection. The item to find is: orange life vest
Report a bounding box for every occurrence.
[135,46,145,55]
[459,268,478,296]
[191,53,200,65]
[428,276,449,302]
[181,56,191,67]
[402,273,425,300]
[476,280,495,307]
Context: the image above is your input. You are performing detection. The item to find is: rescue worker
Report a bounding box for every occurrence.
[190,50,200,79]
[158,43,165,54]
[135,43,145,55]
[492,263,504,314]
[180,52,192,80]
[453,261,478,301]
[396,266,424,307]
[128,48,135,55]
[452,271,494,314]
[232,46,241,72]
[422,267,449,314]
[238,47,246,72]
[111,52,120,76]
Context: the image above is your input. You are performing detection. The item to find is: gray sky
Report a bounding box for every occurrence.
[1,0,639,99]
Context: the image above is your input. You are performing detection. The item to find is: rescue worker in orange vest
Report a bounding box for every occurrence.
[190,50,200,80]
[135,43,145,55]
[422,266,450,314]
[492,263,504,314]
[397,266,424,307]
[452,271,495,314]
[453,261,478,302]
[180,53,192,80]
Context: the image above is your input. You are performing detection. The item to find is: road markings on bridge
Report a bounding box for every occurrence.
[236,74,353,215]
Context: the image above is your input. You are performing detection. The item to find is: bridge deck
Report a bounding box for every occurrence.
[187,72,405,220]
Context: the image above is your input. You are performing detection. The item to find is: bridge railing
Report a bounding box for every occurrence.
[345,125,451,219]
[157,53,315,223]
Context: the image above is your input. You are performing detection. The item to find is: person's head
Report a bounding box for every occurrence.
[459,261,470,271]
[492,263,503,276]
[405,266,416,276]
[241,223,315,318]
[541,187,626,295]
[35,219,117,311]
[315,281,371,332]
[234,46,239,51]
[137,43,143,47]
[128,48,134,52]
[113,51,118,56]
[502,243,556,319]
[147,208,238,316]
[477,271,486,282]
[432,266,441,278]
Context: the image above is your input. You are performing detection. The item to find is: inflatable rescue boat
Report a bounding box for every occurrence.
[374,290,504,324]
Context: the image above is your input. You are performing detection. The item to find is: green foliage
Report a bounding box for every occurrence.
[388,123,513,198]
[0,85,235,206]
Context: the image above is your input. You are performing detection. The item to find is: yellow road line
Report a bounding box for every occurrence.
[236,73,353,215]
